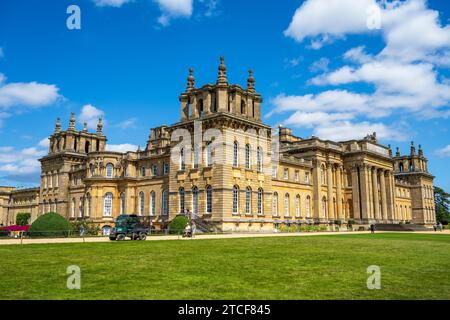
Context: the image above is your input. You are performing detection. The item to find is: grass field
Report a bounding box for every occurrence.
[0,233,449,300]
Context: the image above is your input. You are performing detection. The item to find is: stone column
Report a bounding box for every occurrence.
[336,165,343,219]
[380,170,388,221]
[312,160,321,220]
[350,166,361,220]
[372,167,380,220]
[327,162,334,220]
[367,167,374,219]
[385,171,395,221]
[359,165,371,222]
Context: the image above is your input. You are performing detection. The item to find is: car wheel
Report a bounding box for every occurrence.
[139,232,147,241]
[116,234,126,241]
[109,237,117,241]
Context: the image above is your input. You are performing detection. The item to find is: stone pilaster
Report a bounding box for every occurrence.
[336,165,343,219]
[372,167,380,220]
[350,166,361,220]
[380,170,388,221]
[327,162,334,220]
[359,165,371,222]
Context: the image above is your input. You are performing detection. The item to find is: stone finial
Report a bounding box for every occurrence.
[83,122,88,132]
[247,69,255,92]
[217,56,228,85]
[97,118,103,135]
[418,144,424,157]
[410,141,416,156]
[396,147,400,157]
[68,112,76,131]
[55,117,61,133]
[187,68,195,92]
[388,144,392,157]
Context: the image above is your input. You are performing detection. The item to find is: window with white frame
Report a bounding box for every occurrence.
[245,144,251,169]
[162,190,168,215]
[272,192,278,216]
[71,198,76,218]
[206,186,213,214]
[140,166,146,177]
[120,192,125,214]
[322,196,327,218]
[104,193,113,216]
[305,172,310,184]
[152,164,158,176]
[150,191,156,216]
[192,187,199,215]
[306,196,311,217]
[245,187,252,215]
[272,166,277,178]
[232,186,239,214]
[295,195,301,217]
[163,162,169,175]
[257,188,263,215]
[79,197,84,218]
[179,188,185,213]
[233,142,239,167]
[257,147,263,172]
[139,192,145,216]
[284,168,289,180]
[106,163,114,178]
[284,193,290,217]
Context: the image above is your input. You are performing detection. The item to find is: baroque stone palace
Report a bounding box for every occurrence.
[0,58,436,232]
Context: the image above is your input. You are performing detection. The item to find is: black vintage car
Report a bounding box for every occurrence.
[109,214,151,241]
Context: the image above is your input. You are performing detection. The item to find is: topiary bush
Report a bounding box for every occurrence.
[168,216,189,235]
[16,212,31,226]
[29,212,70,238]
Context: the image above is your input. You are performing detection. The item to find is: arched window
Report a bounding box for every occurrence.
[86,193,91,217]
[79,197,84,218]
[322,196,327,218]
[140,166,146,177]
[162,190,168,216]
[233,186,239,214]
[206,142,213,167]
[193,144,200,169]
[106,163,114,178]
[150,191,156,216]
[272,192,278,216]
[192,187,199,215]
[257,188,263,215]
[179,188,185,213]
[233,141,239,167]
[245,187,252,215]
[120,192,125,214]
[206,186,213,214]
[284,193,290,217]
[257,147,263,172]
[104,193,113,217]
[306,195,311,218]
[71,198,76,218]
[139,192,145,216]
[245,144,251,169]
[295,195,301,217]
[180,147,186,170]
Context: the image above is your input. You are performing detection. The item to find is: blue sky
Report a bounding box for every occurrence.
[0,0,449,190]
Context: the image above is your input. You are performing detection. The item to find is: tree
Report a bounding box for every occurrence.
[16,212,31,226]
[29,212,70,237]
[434,186,450,225]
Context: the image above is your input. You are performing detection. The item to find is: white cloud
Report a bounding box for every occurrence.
[309,57,330,73]
[0,80,61,109]
[106,143,139,153]
[313,120,408,142]
[0,140,48,184]
[284,111,355,128]
[38,138,50,148]
[284,0,376,46]
[115,118,137,129]
[344,46,373,64]
[199,0,219,17]
[155,0,193,26]
[93,0,131,7]
[435,145,450,157]
[78,104,105,130]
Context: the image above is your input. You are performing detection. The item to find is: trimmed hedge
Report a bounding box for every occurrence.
[29,212,70,238]
[16,212,31,226]
[168,216,189,235]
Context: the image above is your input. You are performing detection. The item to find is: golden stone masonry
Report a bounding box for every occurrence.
[0,58,436,232]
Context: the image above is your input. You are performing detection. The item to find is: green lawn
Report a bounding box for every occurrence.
[0,233,449,300]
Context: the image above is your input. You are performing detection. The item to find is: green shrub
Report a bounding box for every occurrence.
[347,219,355,227]
[334,219,342,226]
[16,212,31,226]
[69,220,100,236]
[168,216,189,234]
[29,212,70,238]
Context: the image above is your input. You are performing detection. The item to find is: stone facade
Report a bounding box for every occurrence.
[0,58,437,231]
